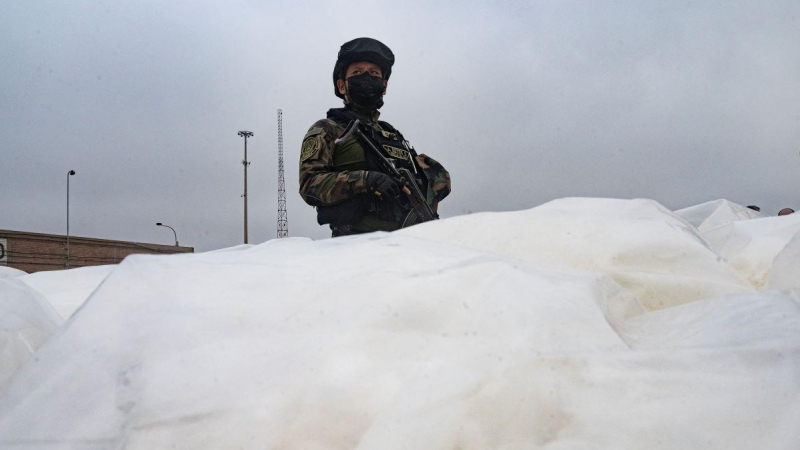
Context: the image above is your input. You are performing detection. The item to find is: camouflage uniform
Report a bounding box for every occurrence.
[299,106,450,236]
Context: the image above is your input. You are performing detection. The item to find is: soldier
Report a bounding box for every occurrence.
[299,37,451,237]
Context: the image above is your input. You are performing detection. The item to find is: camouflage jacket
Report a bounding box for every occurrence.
[299,107,451,232]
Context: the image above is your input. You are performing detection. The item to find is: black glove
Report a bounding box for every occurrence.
[366,171,400,199]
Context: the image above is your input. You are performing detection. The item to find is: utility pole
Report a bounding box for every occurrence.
[66,169,76,267]
[238,130,253,244]
[277,109,288,238]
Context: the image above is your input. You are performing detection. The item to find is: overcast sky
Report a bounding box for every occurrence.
[1,0,798,251]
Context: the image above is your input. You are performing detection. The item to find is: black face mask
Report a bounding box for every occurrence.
[346,73,385,110]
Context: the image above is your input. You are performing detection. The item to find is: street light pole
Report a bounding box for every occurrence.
[156,223,179,246]
[238,130,253,244]
[66,169,76,267]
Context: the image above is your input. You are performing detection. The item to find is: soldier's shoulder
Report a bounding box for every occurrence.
[377,119,399,132]
[305,119,342,139]
[300,119,342,162]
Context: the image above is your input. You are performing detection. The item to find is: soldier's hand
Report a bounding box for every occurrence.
[366,171,401,199]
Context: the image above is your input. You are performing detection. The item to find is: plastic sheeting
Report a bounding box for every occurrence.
[1,198,798,450]
[675,198,762,233]
[0,267,27,280]
[18,265,116,320]
[0,278,62,395]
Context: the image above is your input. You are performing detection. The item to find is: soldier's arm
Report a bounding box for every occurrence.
[415,153,451,204]
[299,120,370,207]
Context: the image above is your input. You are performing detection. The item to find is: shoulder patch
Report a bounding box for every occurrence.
[303,127,325,139]
[301,136,320,161]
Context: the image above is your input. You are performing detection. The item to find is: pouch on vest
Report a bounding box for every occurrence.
[316,197,365,226]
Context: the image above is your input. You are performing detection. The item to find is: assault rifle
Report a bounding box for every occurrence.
[335,119,438,227]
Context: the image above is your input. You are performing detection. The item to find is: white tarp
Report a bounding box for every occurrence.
[675,199,762,234]
[1,198,798,450]
[0,278,62,395]
[706,214,800,289]
[770,230,800,291]
[0,266,26,280]
[399,198,758,312]
[18,265,116,320]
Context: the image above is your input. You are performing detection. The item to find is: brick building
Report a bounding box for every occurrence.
[0,229,194,274]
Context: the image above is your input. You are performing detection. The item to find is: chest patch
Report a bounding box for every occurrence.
[382,145,409,160]
[380,130,398,141]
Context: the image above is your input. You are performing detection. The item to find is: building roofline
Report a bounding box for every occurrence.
[0,229,194,253]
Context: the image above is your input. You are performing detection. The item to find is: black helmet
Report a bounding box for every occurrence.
[333,37,395,99]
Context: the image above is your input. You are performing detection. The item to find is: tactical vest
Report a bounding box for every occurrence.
[317,108,431,233]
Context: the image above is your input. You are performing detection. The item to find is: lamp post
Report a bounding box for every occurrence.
[156,223,179,246]
[66,169,76,267]
[238,130,253,244]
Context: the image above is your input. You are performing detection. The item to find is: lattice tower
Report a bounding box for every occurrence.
[277,109,288,238]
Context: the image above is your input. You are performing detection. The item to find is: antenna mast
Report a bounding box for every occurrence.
[277,109,288,238]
